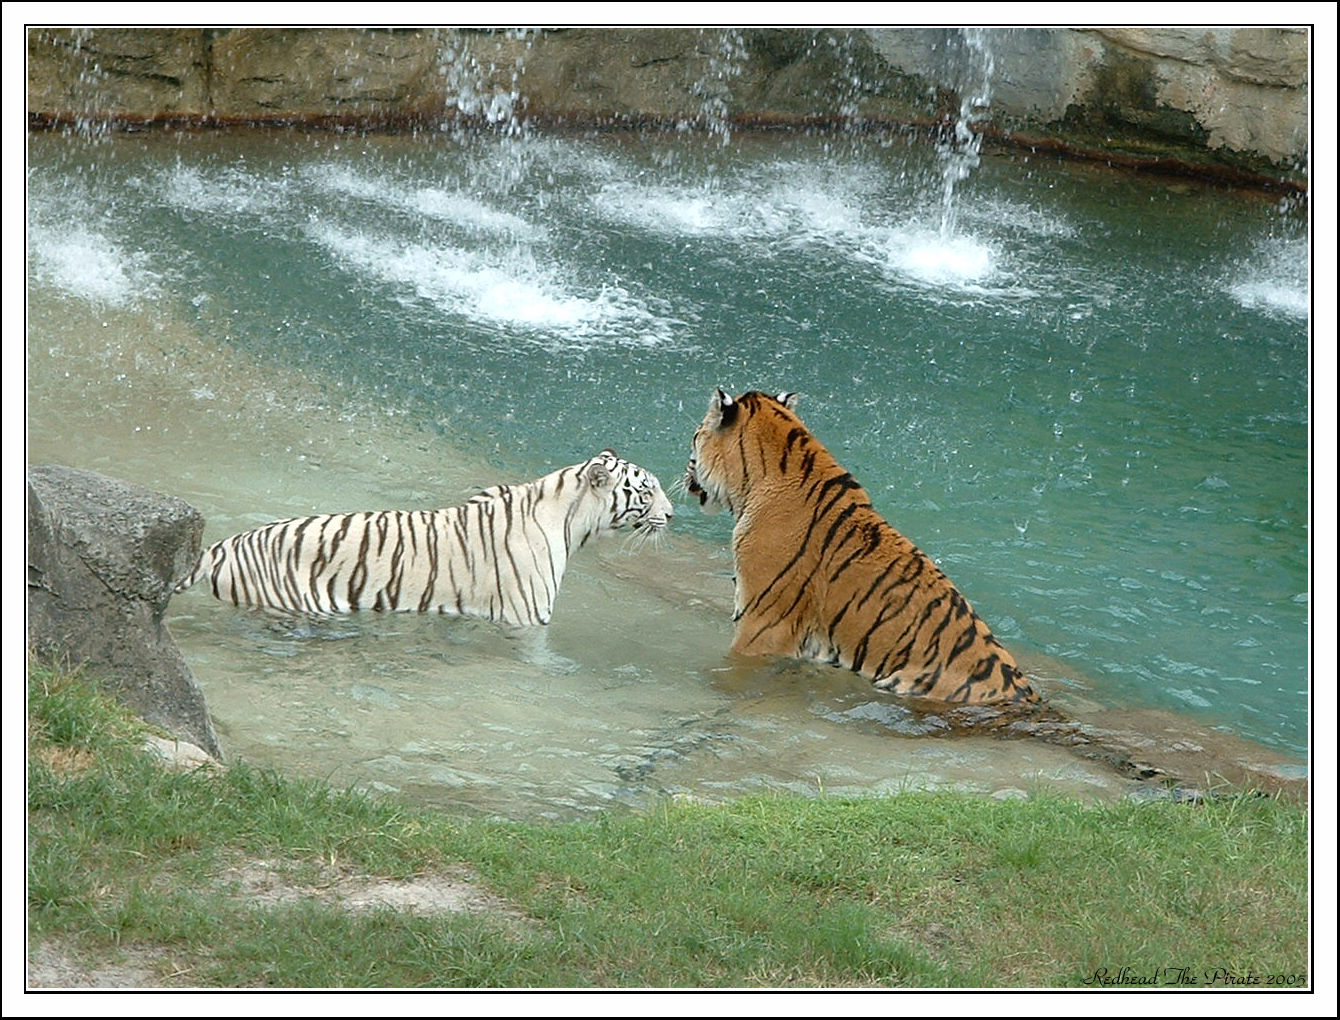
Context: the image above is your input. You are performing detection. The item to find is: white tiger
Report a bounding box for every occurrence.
[174,450,673,628]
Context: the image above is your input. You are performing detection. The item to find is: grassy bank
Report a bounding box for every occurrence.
[27,661,1310,989]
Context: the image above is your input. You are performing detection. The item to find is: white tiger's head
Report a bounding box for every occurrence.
[581,449,673,537]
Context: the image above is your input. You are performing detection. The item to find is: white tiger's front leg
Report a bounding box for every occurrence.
[503,624,580,675]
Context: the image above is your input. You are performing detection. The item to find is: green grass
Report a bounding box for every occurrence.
[27,660,1310,989]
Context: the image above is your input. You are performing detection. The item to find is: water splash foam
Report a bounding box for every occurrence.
[29,222,156,307]
[308,224,675,348]
[590,161,871,243]
[161,164,291,217]
[881,228,997,285]
[309,165,539,239]
[1226,235,1308,319]
[588,163,1018,293]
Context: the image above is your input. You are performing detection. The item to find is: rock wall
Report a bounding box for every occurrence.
[867,26,1309,176]
[27,25,1309,183]
[25,26,929,125]
[27,465,221,759]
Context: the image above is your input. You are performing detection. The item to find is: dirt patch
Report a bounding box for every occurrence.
[220,858,528,921]
[26,940,177,989]
[29,743,98,777]
[27,860,529,989]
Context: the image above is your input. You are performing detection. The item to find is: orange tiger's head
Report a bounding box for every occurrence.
[685,388,810,517]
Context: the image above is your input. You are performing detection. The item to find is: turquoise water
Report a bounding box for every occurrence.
[28,128,1309,769]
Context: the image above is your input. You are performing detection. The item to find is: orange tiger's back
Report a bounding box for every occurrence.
[686,389,1038,706]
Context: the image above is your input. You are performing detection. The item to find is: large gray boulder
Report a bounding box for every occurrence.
[27,464,221,759]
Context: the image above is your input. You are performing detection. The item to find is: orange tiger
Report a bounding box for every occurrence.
[684,388,1039,706]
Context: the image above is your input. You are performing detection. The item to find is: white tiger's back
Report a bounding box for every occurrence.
[174,451,672,629]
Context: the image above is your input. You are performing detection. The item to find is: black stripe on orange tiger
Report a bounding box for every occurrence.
[741,473,864,620]
[778,427,805,473]
[687,389,1040,707]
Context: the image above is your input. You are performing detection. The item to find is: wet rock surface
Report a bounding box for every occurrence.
[26,26,1308,183]
[27,464,220,758]
[868,26,1308,177]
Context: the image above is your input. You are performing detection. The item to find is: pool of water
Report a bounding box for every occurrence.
[27,127,1309,815]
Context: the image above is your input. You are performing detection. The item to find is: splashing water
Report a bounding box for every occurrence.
[28,214,156,307]
[308,222,674,347]
[1225,234,1309,319]
[308,164,540,239]
[886,227,996,286]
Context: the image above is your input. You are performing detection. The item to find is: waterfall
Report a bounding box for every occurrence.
[937,27,997,238]
[439,29,536,137]
[693,28,748,144]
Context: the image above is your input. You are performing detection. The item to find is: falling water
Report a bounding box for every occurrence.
[62,26,119,139]
[937,27,996,238]
[693,28,748,144]
[883,27,1003,288]
[439,28,536,136]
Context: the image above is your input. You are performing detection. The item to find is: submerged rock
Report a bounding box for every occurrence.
[27,464,221,758]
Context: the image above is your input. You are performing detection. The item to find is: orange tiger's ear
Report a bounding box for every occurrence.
[776,391,799,410]
[709,387,738,429]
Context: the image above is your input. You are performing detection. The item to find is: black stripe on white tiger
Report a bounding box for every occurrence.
[174,450,673,628]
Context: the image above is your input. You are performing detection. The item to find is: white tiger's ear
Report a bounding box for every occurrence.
[709,387,738,429]
[583,460,613,489]
[776,391,799,410]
